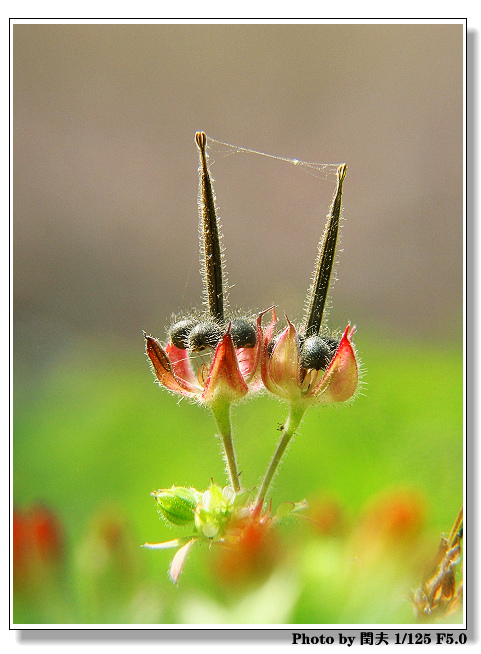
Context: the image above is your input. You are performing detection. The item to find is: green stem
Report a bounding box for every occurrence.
[256,403,305,507]
[210,400,241,492]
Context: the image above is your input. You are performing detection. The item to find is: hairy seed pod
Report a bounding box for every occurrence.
[323,335,341,354]
[300,335,339,370]
[230,318,257,349]
[169,318,198,349]
[304,164,347,337]
[188,320,223,352]
[196,131,225,322]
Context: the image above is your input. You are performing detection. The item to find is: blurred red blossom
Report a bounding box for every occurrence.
[13,504,64,590]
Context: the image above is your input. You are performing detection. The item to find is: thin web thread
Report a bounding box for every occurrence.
[206,136,343,180]
[206,134,346,331]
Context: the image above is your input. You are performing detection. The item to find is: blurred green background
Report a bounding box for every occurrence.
[13,22,463,625]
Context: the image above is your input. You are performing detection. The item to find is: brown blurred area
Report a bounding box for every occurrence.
[13,23,463,371]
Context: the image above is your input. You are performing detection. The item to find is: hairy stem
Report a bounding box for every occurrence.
[304,163,347,337]
[256,403,306,506]
[195,131,224,322]
[210,399,241,492]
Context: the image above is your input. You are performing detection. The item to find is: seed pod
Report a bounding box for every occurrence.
[196,131,225,322]
[300,336,332,370]
[188,320,223,352]
[304,164,347,337]
[230,318,257,349]
[169,318,198,349]
[323,335,341,354]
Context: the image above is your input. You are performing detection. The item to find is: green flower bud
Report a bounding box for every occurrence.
[152,486,201,527]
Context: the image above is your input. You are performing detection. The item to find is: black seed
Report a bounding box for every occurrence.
[300,335,335,370]
[188,321,223,352]
[230,319,257,349]
[169,319,197,349]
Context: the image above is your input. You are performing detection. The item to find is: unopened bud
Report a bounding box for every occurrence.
[152,486,201,527]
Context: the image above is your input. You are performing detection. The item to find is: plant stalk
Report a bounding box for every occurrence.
[256,403,305,506]
[210,399,241,492]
